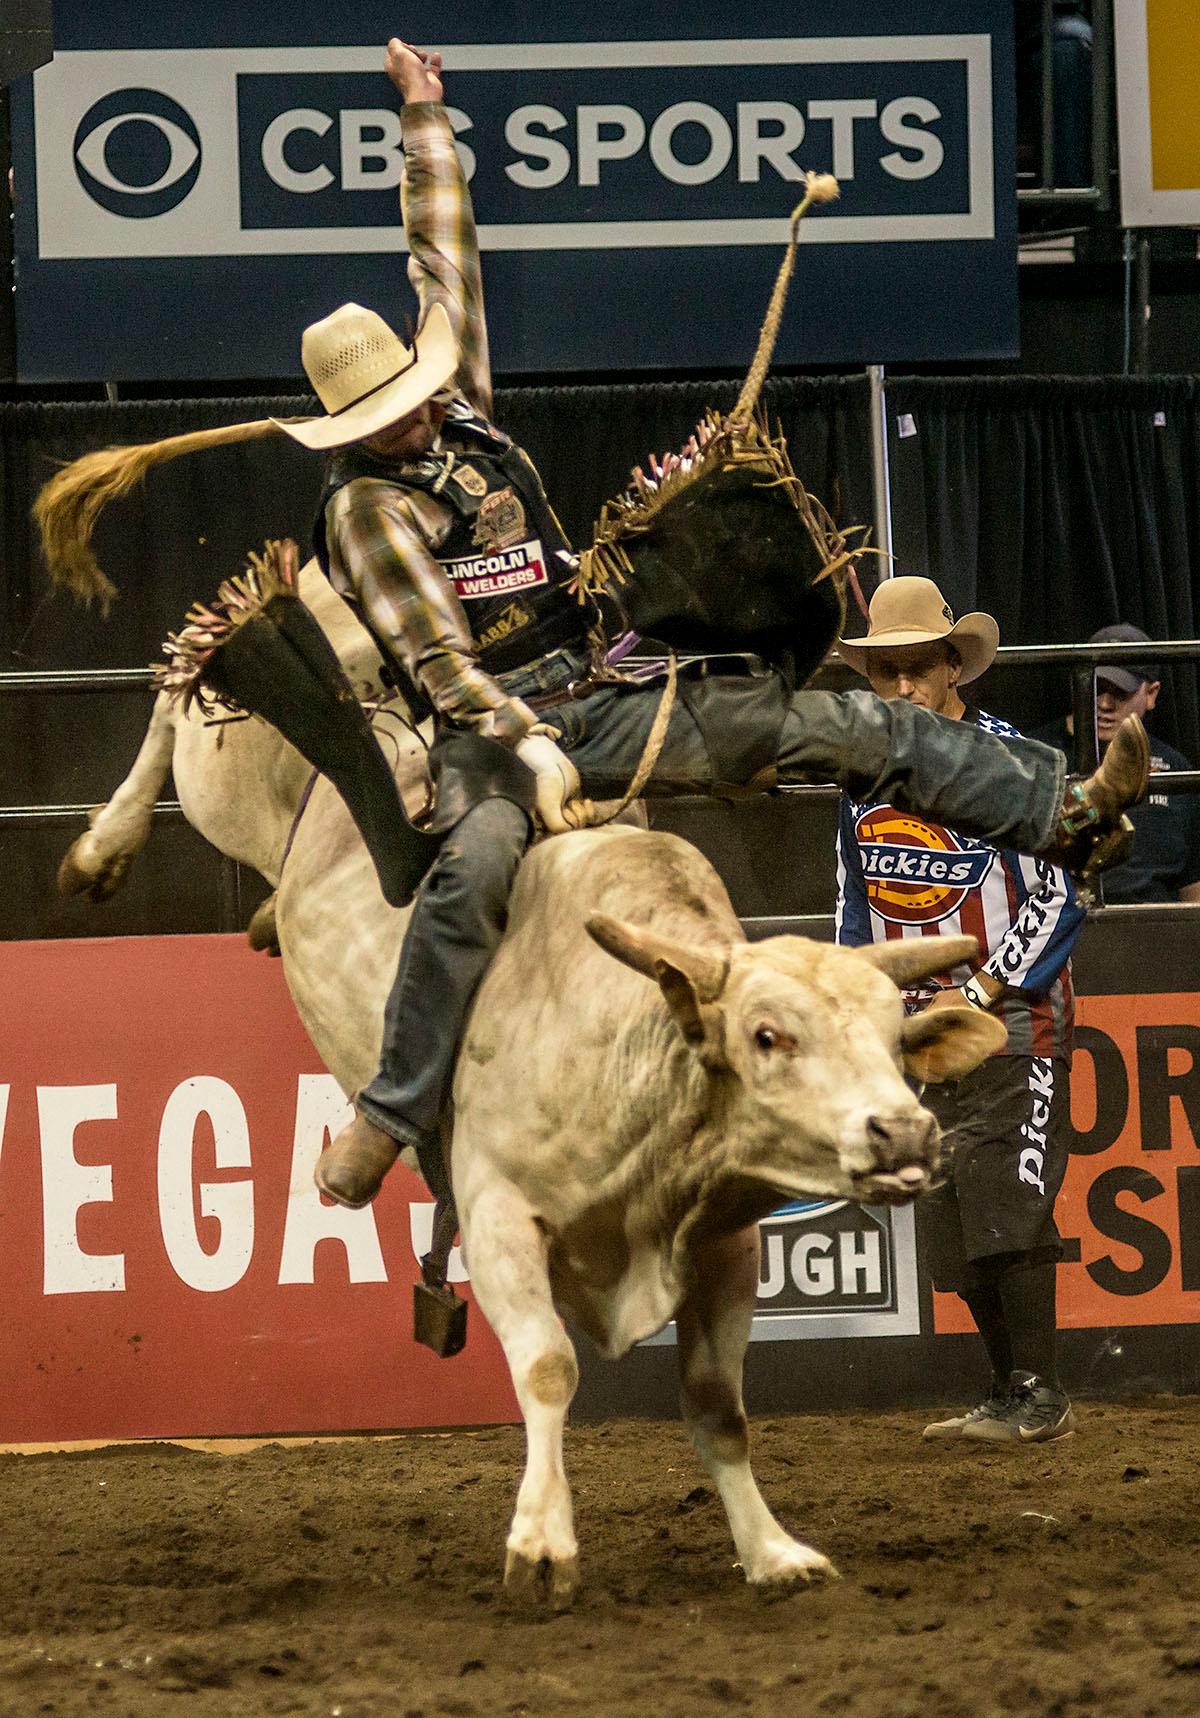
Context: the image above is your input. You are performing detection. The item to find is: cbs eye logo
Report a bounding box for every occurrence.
[73,89,201,218]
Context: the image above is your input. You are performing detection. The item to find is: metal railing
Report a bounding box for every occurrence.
[1018,0,1113,210]
[0,665,245,931]
[3,632,1200,933]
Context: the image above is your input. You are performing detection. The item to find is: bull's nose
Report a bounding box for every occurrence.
[865,1110,938,1170]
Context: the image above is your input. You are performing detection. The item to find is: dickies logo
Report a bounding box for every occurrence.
[856,808,993,927]
[73,89,202,218]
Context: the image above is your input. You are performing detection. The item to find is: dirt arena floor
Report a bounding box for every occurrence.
[2,1399,1199,1717]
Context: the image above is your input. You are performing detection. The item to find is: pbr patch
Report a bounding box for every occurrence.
[855,807,994,927]
[472,486,527,553]
[448,461,489,499]
[444,538,549,602]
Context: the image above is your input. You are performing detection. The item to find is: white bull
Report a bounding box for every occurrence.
[60,560,1004,1602]
[275,771,1002,1600]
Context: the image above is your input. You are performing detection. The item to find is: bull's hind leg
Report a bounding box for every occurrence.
[58,694,176,901]
[677,1225,835,1587]
[458,1175,581,1608]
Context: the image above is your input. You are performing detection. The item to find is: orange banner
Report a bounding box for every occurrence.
[935,993,1200,1332]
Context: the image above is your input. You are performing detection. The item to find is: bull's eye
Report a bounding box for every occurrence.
[754,1025,779,1051]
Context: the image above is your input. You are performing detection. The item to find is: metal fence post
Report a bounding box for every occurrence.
[867,363,894,576]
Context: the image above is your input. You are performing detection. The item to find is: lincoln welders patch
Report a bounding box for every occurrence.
[444,538,549,602]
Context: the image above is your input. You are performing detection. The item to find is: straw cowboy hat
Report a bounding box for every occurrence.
[837,575,999,686]
[274,301,458,451]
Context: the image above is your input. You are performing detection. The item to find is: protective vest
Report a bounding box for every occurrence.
[313,402,598,680]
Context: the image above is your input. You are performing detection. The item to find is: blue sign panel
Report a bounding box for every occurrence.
[10,1,1016,381]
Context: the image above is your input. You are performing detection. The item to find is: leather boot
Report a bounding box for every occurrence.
[1049,714,1151,887]
[315,1110,400,1208]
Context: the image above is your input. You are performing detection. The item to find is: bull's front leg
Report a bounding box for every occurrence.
[458,1174,580,1608]
[57,695,176,901]
[676,1225,836,1586]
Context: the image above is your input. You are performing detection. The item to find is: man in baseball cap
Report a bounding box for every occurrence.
[1037,624,1200,903]
[1089,624,1162,743]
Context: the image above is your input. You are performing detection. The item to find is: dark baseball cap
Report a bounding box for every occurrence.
[1089,623,1160,695]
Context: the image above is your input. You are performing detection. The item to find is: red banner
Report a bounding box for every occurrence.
[0,936,518,1443]
[8,937,1199,1440]
[934,993,1200,1333]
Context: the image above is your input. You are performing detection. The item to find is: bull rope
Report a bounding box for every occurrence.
[576,654,677,830]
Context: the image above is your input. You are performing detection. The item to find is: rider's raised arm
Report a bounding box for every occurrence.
[387,37,493,421]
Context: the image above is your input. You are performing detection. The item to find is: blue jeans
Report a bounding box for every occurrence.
[356,796,529,1151]
[358,659,1066,1151]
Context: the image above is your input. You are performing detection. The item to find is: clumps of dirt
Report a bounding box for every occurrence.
[2,1401,1199,1714]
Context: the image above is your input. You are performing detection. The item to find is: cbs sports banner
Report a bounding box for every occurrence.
[10,0,1017,380]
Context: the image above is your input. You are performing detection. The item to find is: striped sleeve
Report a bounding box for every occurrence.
[400,102,493,420]
[836,797,873,947]
[982,854,1085,995]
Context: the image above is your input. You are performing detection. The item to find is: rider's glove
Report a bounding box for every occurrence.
[516,727,586,833]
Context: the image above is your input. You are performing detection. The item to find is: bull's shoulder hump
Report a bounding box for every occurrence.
[514,827,742,937]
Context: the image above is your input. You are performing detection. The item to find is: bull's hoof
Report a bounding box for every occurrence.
[247,894,281,956]
[57,836,130,903]
[503,1547,579,1610]
[746,1543,837,1591]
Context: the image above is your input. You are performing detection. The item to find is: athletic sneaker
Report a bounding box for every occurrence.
[922,1387,1010,1442]
[959,1371,1076,1444]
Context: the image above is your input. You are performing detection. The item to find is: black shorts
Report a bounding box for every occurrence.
[917,1052,1070,1294]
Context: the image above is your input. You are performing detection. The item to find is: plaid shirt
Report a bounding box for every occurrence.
[323,103,535,744]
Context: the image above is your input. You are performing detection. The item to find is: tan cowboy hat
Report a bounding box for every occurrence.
[273,301,458,451]
[837,575,999,685]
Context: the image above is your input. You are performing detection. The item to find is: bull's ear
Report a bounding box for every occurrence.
[586,915,730,1057]
[860,935,979,989]
[901,1005,1007,1083]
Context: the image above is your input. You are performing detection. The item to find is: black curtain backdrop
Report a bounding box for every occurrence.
[887,375,1200,760]
[0,375,870,673]
[4,371,1200,857]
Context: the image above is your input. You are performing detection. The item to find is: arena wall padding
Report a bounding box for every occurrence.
[2,907,1200,1440]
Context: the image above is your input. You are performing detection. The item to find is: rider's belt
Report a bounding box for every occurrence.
[525,678,600,712]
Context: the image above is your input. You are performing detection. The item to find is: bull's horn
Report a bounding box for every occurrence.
[34,417,282,613]
[858,935,980,988]
[585,914,729,1002]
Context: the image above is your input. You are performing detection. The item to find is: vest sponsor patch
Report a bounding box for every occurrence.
[472,486,527,553]
[448,461,489,499]
[445,538,549,601]
[475,601,530,652]
[855,807,994,926]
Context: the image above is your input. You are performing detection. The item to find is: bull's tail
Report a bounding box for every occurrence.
[33,417,282,613]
